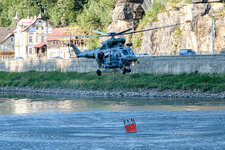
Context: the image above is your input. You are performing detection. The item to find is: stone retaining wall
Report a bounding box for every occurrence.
[132,55,225,74]
[0,55,224,74]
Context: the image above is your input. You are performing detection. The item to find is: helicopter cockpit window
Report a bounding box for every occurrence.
[122,50,129,55]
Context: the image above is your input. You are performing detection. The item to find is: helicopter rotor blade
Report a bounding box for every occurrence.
[122,23,184,35]
[92,30,108,36]
[41,34,108,38]
[116,28,132,35]
[41,23,184,38]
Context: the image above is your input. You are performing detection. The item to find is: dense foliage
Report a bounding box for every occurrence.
[77,0,115,32]
[0,0,114,29]
[76,0,115,48]
[0,71,224,93]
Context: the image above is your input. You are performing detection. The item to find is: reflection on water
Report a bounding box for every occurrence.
[0,95,225,115]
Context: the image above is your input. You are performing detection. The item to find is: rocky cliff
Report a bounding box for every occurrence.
[108,0,144,32]
[109,0,225,54]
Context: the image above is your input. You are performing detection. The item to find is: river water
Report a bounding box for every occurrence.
[0,95,225,150]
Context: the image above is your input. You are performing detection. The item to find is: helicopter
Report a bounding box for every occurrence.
[45,23,182,76]
[65,28,137,76]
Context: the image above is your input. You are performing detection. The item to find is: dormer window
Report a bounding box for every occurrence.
[24,25,27,28]
[29,36,33,43]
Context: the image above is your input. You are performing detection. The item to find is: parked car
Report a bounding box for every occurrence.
[220,50,225,55]
[14,57,24,60]
[52,56,64,59]
[220,47,225,55]
[179,49,196,55]
[137,53,150,57]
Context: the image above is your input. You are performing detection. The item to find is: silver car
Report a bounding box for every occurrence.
[220,48,225,55]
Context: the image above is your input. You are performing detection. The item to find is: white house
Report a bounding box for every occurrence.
[14,13,53,59]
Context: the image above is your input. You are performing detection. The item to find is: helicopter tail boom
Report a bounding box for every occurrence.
[64,43,82,56]
[70,44,81,56]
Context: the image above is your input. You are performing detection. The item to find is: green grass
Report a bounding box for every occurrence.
[0,71,225,93]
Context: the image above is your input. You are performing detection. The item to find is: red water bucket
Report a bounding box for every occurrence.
[124,118,137,133]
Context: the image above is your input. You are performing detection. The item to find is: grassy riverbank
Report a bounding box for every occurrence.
[0,71,224,93]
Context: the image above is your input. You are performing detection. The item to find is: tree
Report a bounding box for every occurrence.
[0,0,87,27]
[77,0,115,32]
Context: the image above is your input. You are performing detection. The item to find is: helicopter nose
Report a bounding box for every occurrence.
[126,55,137,61]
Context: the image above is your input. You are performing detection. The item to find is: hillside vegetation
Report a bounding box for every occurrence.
[0,0,114,30]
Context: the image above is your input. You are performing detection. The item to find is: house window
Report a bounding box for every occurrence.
[36,35,39,43]
[39,20,42,23]
[36,26,39,30]
[41,36,44,42]
[12,45,14,48]
[11,37,14,41]
[41,26,44,30]
[29,36,33,43]
[3,45,7,50]
[81,40,84,47]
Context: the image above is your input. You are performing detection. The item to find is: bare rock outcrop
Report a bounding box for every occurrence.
[108,0,144,33]
[140,1,225,54]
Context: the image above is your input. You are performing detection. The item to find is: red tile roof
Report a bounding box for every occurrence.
[46,28,68,41]
[20,17,53,32]
[22,18,38,32]
[34,42,46,48]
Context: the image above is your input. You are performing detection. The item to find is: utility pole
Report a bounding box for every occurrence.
[212,16,214,54]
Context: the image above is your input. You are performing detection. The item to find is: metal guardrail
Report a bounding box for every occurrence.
[142,51,221,56]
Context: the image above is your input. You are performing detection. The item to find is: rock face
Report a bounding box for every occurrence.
[109,0,225,54]
[140,1,225,54]
[108,0,144,33]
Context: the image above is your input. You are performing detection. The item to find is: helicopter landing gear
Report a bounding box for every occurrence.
[123,68,127,74]
[122,68,131,74]
[96,69,102,76]
[127,69,131,73]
